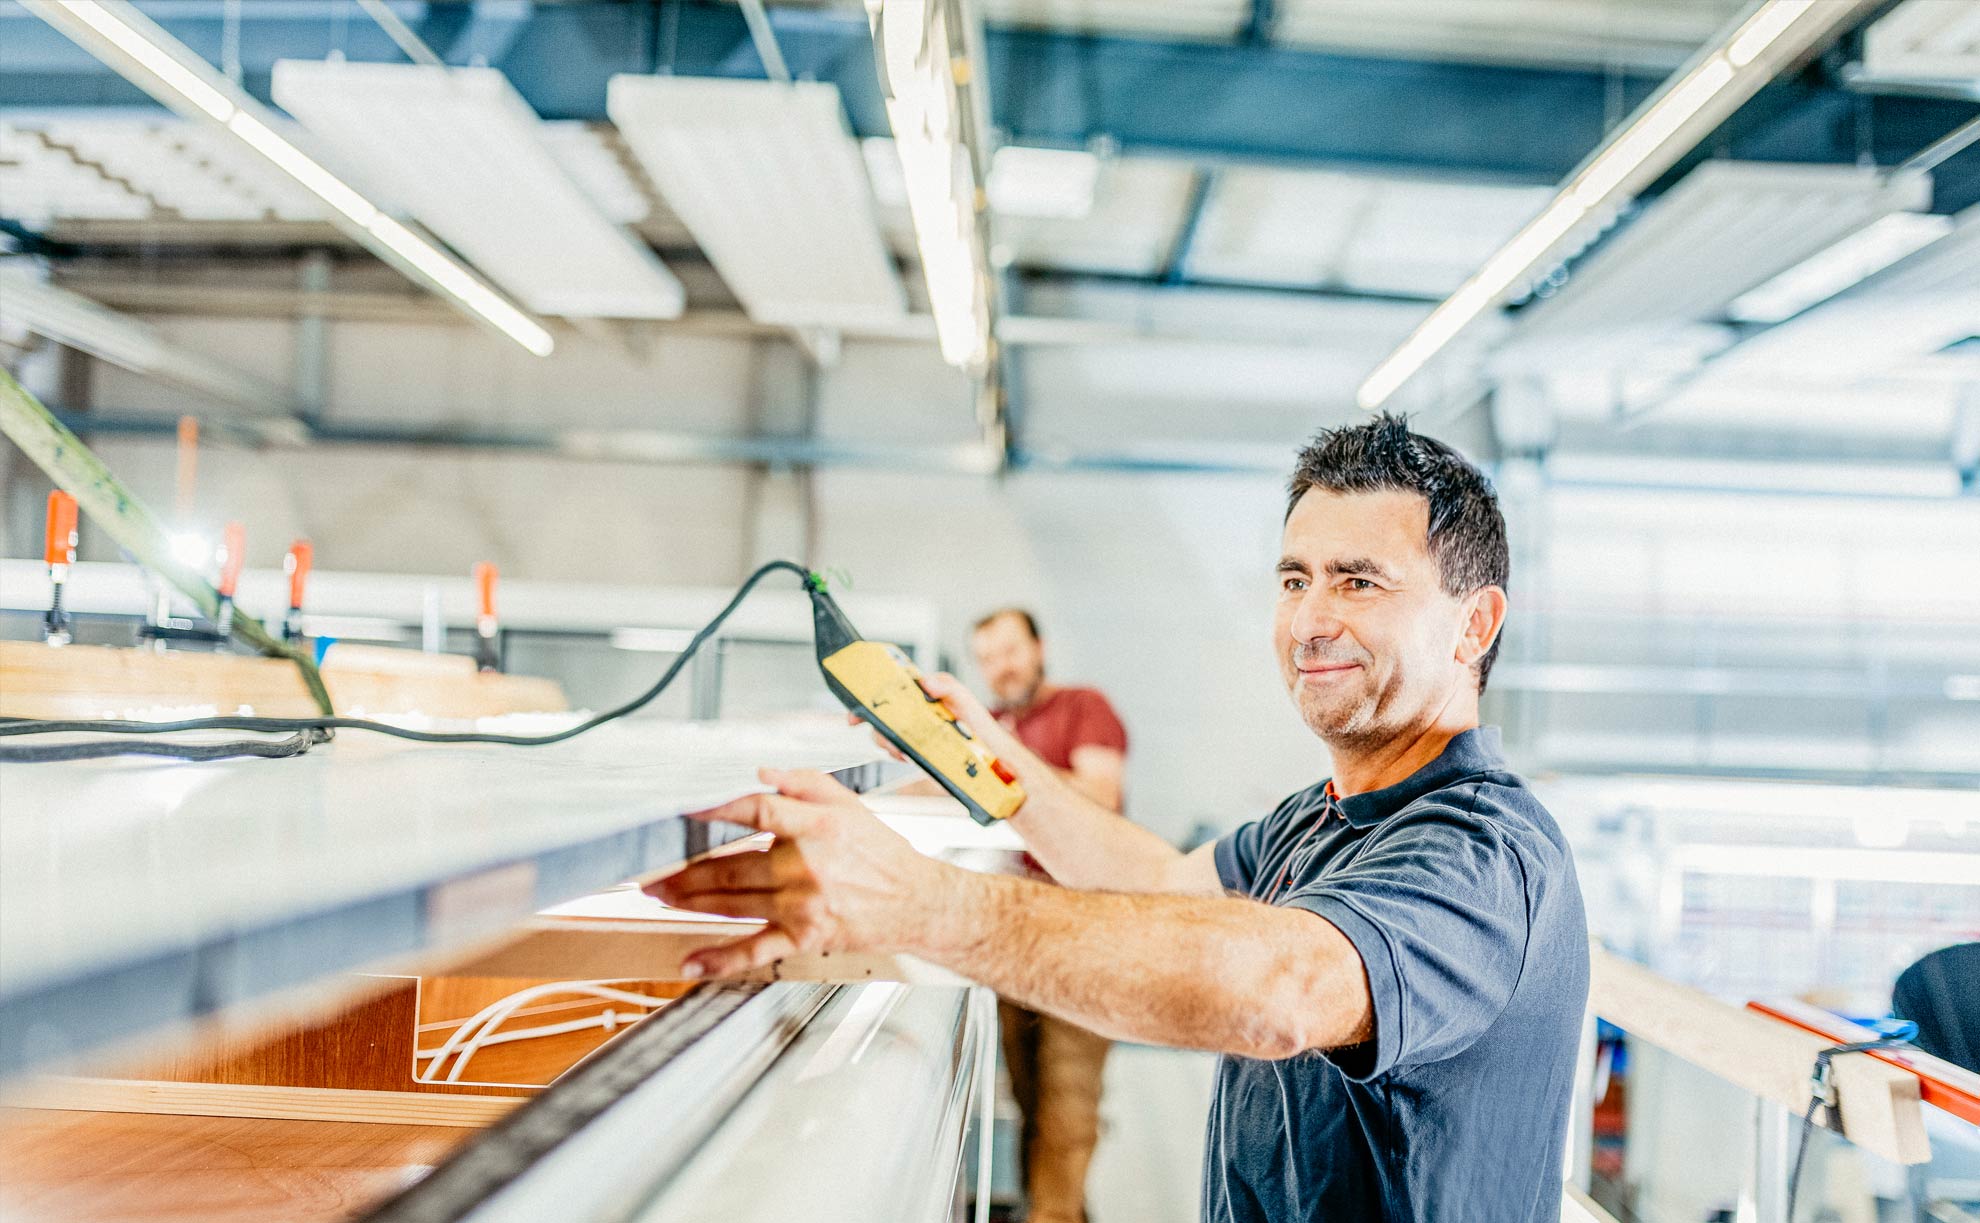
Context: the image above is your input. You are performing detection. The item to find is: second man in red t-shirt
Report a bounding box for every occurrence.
[970,607,1129,1223]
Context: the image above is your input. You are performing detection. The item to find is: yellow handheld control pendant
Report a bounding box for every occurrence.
[808,581,1025,826]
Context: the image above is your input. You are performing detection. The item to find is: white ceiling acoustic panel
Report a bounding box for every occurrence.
[992,156,1199,277]
[1188,167,1552,296]
[1514,161,1936,337]
[1702,202,1980,385]
[0,117,323,226]
[538,121,651,227]
[1861,0,1980,88]
[1271,0,1750,69]
[980,0,1246,41]
[608,76,906,330]
[272,60,684,319]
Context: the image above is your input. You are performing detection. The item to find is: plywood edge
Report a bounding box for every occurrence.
[0,1076,517,1128]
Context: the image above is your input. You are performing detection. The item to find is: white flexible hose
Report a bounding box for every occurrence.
[413,981,667,1084]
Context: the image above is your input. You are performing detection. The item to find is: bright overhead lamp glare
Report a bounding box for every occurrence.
[1727,211,1955,323]
[1354,0,1870,410]
[21,0,555,357]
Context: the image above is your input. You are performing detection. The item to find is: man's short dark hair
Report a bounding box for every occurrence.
[973,607,1041,641]
[1286,413,1509,692]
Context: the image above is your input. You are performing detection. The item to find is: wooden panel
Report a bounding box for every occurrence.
[0,640,567,719]
[132,972,689,1096]
[145,977,531,1099]
[0,1107,470,1223]
[1590,945,1930,1165]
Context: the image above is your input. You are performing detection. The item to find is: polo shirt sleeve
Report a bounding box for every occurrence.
[1281,797,1530,1080]
[1214,818,1269,894]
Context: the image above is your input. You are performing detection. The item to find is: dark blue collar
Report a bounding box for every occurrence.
[1332,727,1510,828]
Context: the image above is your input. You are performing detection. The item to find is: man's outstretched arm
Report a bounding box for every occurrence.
[649,769,1372,1060]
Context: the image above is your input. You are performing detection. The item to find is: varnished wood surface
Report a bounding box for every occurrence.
[0,1109,470,1223]
[1,1079,517,1128]
[150,977,534,1099]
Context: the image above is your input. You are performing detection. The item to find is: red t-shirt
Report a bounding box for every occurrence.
[998,686,1129,876]
[998,685,1128,771]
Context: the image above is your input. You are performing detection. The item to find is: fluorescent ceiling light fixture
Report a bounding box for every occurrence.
[987,146,1100,219]
[1728,211,1955,323]
[1356,0,1868,410]
[873,0,993,371]
[607,76,905,329]
[21,0,555,357]
[274,61,683,321]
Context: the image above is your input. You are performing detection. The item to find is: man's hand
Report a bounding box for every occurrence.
[645,767,949,979]
[853,672,1072,805]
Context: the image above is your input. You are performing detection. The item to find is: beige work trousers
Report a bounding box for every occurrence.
[999,1000,1112,1223]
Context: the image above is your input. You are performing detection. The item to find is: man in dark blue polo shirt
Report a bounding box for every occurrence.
[655,413,1589,1222]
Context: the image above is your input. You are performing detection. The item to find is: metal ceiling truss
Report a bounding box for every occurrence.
[5,0,1970,205]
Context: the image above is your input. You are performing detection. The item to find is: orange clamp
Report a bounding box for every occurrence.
[474,562,499,623]
[218,522,247,598]
[284,539,313,609]
[43,491,78,567]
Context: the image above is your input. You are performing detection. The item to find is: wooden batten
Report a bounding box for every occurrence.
[0,640,567,720]
[1589,945,1930,1165]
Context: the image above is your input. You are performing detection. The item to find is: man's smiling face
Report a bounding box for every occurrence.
[1274,488,1475,750]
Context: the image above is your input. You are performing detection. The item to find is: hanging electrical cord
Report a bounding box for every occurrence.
[0,560,821,764]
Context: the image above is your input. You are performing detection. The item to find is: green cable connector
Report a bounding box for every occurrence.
[0,366,335,716]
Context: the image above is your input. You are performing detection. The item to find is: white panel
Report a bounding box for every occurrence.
[1513,161,1937,336]
[1188,168,1550,295]
[1862,0,1980,85]
[981,0,1247,40]
[538,121,651,226]
[0,116,321,226]
[1185,168,1376,287]
[607,76,906,330]
[995,156,1199,276]
[1273,0,1748,69]
[272,60,684,319]
[1342,177,1554,296]
[1695,203,1980,385]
